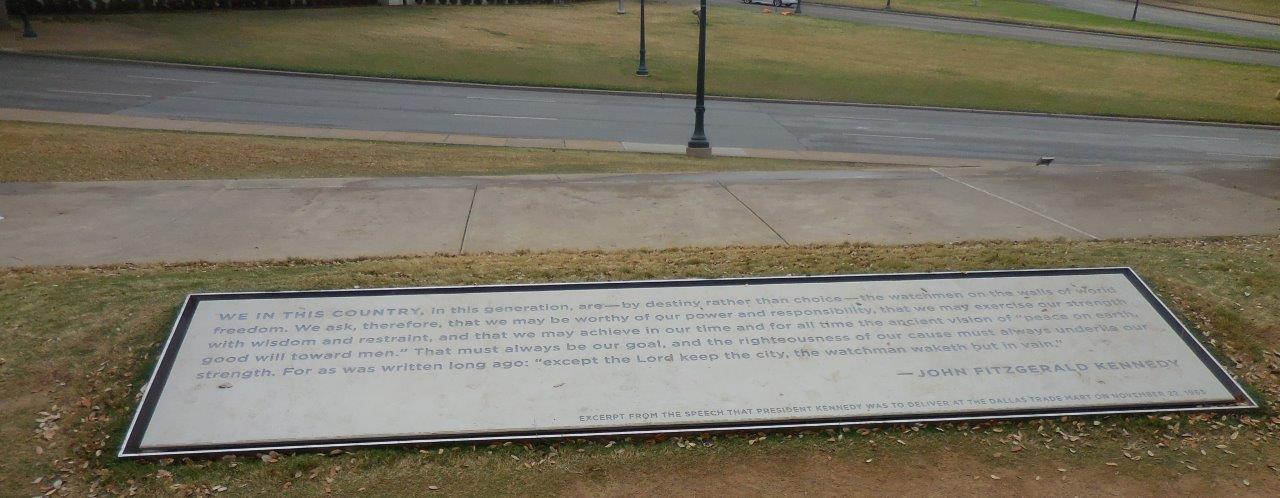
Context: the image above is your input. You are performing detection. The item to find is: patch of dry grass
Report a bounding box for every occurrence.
[4,5,1280,124]
[0,122,855,182]
[2,236,1278,496]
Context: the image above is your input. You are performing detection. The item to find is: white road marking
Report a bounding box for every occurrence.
[1208,152,1280,159]
[128,75,218,84]
[453,113,558,121]
[930,168,1099,240]
[816,115,898,121]
[465,96,558,103]
[844,132,934,141]
[1154,134,1238,141]
[49,89,152,98]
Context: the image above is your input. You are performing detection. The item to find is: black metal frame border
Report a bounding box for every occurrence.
[118,267,1258,458]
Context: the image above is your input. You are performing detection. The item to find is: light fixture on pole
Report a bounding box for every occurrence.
[686,0,711,157]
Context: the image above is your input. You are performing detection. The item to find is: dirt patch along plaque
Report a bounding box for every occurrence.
[120,268,1254,457]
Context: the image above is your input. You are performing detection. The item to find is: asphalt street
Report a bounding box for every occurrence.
[2,54,1279,166]
[712,0,1280,66]
[1038,0,1280,40]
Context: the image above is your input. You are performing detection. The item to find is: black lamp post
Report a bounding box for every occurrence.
[21,0,37,38]
[1130,0,1140,21]
[636,0,649,76]
[686,0,710,156]
[794,0,801,15]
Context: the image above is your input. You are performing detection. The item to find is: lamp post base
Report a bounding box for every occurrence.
[685,146,713,158]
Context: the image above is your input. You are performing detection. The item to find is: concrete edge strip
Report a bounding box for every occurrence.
[807,2,1280,53]
[0,107,1027,169]
[4,51,1278,132]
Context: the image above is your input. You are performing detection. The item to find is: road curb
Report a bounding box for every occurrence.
[805,2,1280,54]
[6,51,1279,131]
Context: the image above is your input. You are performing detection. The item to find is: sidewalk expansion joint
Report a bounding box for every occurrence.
[929,168,1099,240]
[458,185,479,254]
[718,180,789,246]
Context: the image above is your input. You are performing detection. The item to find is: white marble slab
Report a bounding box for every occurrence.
[121,268,1251,456]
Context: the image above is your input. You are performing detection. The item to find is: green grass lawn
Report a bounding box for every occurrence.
[0,122,864,182]
[819,0,1280,49]
[3,237,1278,496]
[4,5,1280,124]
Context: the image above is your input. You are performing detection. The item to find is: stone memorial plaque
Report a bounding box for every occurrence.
[120,268,1254,457]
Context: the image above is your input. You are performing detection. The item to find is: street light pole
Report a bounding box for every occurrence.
[1130,0,1140,21]
[686,0,710,156]
[20,0,36,38]
[636,0,649,76]
[617,0,625,15]
[794,0,801,15]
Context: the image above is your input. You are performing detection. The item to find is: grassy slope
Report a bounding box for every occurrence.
[3,237,1278,496]
[1163,0,1280,18]
[822,0,1280,49]
[0,122,857,182]
[4,5,1280,124]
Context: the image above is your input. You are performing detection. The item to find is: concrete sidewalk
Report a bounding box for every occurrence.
[1,165,1276,267]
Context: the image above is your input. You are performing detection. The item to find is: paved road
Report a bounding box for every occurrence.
[2,55,1278,167]
[2,164,1276,266]
[1037,0,1280,40]
[711,0,1280,66]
